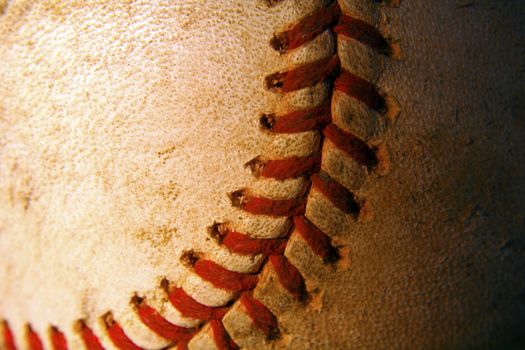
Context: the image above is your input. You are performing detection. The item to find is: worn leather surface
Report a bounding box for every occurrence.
[267,1,525,349]
[0,0,524,349]
[0,1,332,348]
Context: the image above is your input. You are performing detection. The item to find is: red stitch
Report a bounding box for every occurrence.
[269,255,306,300]
[209,320,239,350]
[78,321,105,350]
[2,321,16,350]
[247,154,321,180]
[265,56,340,93]
[50,326,68,350]
[244,197,306,217]
[222,230,287,255]
[194,259,259,291]
[270,2,340,53]
[26,326,44,350]
[239,293,279,339]
[132,296,196,343]
[311,172,359,214]
[293,216,339,263]
[323,123,377,167]
[260,155,320,179]
[167,287,228,321]
[176,342,189,350]
[335,70,386,113]
[105,314,143,350]
[229,189,306,217]
[334,15,389,53]
[260,102,331,134]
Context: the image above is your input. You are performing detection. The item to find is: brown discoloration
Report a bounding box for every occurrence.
[156,145,177,158]
[262,0,285,8]
[0,0,9,15]
[133,226,175,250]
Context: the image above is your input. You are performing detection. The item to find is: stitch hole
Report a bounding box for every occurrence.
[102,312,114,327]
[160,278,171,293]
[323,246,340,264]
[180,250,199,268]
[130,294,144,307]
[229,189,249,208]
[244,156,265,177]
[270,34,288,54]
[260,114,275,131]
[265,73,285,90]
[207,222,229,243]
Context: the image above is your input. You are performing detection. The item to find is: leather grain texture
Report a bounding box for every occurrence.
[0,0,524,349]
[262,1,525,349]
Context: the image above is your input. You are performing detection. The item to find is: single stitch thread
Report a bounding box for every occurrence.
[50,326,68,350]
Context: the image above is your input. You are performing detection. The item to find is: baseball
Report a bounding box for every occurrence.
[0,0,523,349]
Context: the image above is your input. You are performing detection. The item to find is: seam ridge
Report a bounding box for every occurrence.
[1,1,398,349]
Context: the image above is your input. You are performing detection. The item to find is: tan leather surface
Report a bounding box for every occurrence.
[0,1,332,348]
[0,0,524,349]
[260,1,525,349]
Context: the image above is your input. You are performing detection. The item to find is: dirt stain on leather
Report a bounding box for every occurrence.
[134,226,176,250]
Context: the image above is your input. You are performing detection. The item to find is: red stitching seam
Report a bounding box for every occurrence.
[167,287,229,321]
[78,321,105,350]
[2,321,16,350]
[238,292,279,339]
[26,325,44,350]
[259,102,331,134]
[209,320,239,350]
[104,313,142,350]
[245,154,322,181]
[132,296,197,343]
[213,228,287,256]
[324,123,378,168]
[50,327,68,350]
[1,1,391,349]
[293,216,339,264]
[229,190,307,217]
[194,260,259,292]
